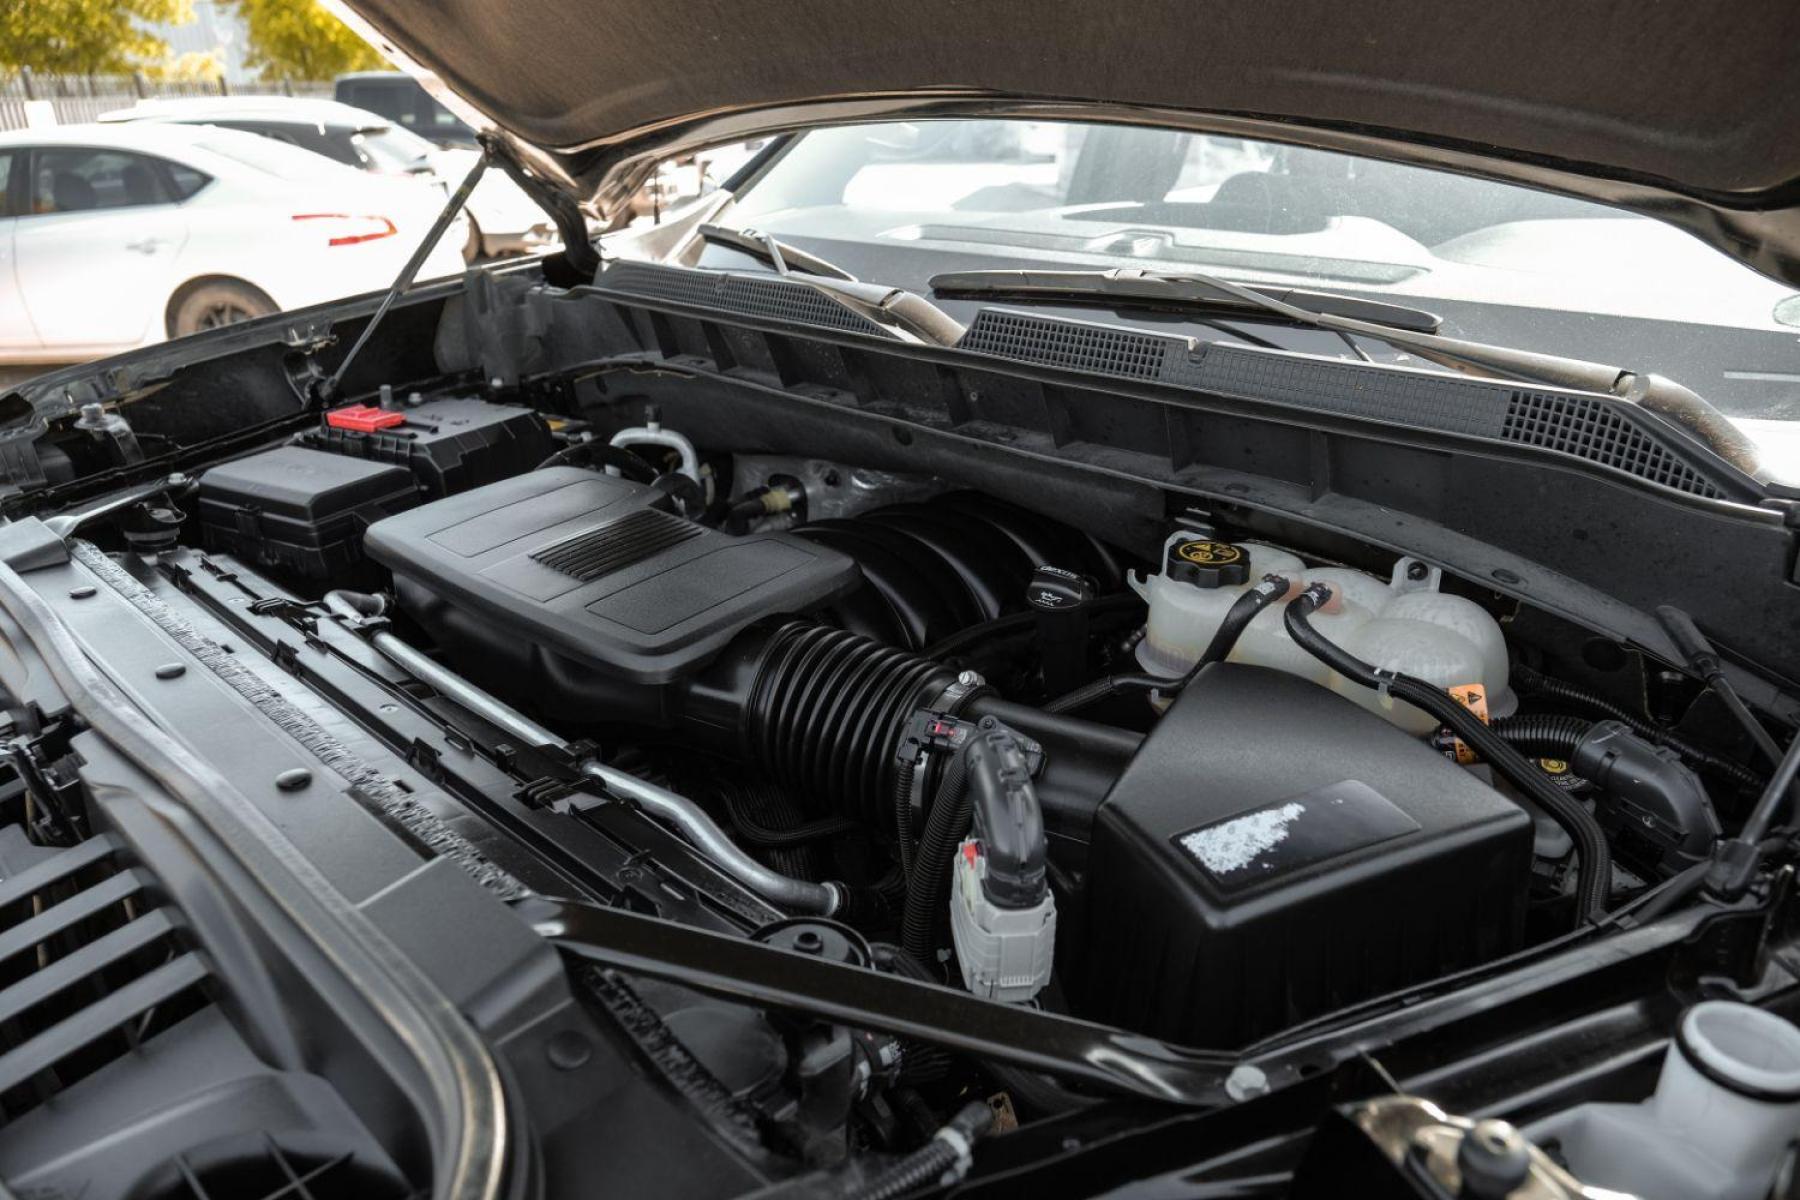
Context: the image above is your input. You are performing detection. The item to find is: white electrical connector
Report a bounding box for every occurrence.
[949,838,1056,1003]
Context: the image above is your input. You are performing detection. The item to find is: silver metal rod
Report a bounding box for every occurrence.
[324,592,838,915]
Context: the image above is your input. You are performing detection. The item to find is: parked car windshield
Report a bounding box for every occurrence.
[727,120,1800,432]
[352,123,436,173]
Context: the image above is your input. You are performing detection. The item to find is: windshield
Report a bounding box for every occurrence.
[726,120,1800,454]
[353,124,436,173]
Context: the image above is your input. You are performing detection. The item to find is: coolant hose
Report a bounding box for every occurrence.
[323,590,845,917]
[1511,663,1765,791]
[1491,714,1592,759]
[1041,575,1289,716]
[1196,573,1292,669]
[1285,584,1613,924]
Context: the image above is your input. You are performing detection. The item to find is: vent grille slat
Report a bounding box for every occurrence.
[531,507,704,582]
[0,910,174,1026]
[0,833,206,1119]
[0,868,142,964]
[0,834,117,910]
[962,309,1168,379]
[0,951,208,1096]
[1502,389,1722,498]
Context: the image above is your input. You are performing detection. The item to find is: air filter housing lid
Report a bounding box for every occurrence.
[364,467,860,683]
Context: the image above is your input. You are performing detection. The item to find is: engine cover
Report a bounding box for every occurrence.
[1077,663,1532,1047]
[364,467,860,684]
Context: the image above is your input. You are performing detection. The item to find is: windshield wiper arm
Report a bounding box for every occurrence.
[697,223,857,281]
[685,225,965,346]
[932,267,1761,476]
[931,266,1443,333]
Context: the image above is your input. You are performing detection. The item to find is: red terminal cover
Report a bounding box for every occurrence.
[326,405,406,433]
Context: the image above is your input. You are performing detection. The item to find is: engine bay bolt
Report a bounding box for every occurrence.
[957,670,983,688]
[794,930,826,955]
[1455,1118,1530,1198]
[1225,1064,1270,1101]
[153,663,186,680]
[275,768,313,792]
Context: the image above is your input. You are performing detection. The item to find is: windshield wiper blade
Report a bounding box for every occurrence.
[685,225,966,346]
[696,223,857,281]
[932,267,1761,477]
[930,267,1443,333]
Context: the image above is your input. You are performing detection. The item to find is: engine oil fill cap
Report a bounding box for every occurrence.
[1167,538,1249,588]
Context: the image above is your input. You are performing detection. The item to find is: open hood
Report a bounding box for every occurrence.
[336,0,1800,286]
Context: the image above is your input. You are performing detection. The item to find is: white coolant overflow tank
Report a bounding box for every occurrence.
[1131,536,1514,734]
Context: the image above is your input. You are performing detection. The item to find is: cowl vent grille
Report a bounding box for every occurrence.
[0,833,206,1119]
[962,309,1168,379]
[597,261,886,337]
[1502,389,1723,498]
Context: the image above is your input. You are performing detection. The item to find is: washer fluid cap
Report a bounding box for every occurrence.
[1166,538,1249,588]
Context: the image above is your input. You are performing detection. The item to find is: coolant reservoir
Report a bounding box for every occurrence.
[1131,535,1514,734]
[1128,534,1305,677]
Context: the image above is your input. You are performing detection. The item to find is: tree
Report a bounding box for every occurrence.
[1,0,193,75]
[229,0,384,83]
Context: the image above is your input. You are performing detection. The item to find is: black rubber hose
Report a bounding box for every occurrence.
[1196,574,1290,669]
[721,783,861,848]
[1041,577,1288,716]
[1512,663,1765,791]
[852,1101,993,1200]
[1491,714,1593,759]
[901,752,972,963]
[1286,585,1613,924]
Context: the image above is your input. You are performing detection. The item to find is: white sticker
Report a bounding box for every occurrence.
[1178,802,1305,875]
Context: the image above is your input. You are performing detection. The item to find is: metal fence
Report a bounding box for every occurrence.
[0,69,334,131]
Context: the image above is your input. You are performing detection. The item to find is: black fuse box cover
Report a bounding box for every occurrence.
[300,396,554,497]
[1079,663,1531,1048]
[363,467,861,684]
[197,446,417,579]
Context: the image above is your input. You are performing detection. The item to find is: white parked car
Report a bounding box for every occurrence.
[99,97,555,260]
[0,123,467,363]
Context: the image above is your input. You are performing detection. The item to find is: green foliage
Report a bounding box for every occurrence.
[1,0,194,74]
[230,0,384,83]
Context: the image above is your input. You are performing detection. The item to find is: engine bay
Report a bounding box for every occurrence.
[0,283,1792,1200]
[179,385,1767,1048]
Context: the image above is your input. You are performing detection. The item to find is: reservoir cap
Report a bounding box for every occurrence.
[1167,538,1249,588]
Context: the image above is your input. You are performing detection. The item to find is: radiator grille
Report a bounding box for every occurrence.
[961,309,1169,379]
[0,834,206,1118]
[1502,390,1723,498]
[531,507,703,581]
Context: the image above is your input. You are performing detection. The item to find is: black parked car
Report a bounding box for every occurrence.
[4,3,1800,1199]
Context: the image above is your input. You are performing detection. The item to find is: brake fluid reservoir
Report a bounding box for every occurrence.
[1129,534,1304,676]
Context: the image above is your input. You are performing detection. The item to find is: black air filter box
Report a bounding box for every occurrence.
[363,467,860,685]
[1079,663,1531,1048]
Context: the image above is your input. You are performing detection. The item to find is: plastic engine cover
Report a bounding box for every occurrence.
[1078,662,1531,1047]
[363,467,860,684]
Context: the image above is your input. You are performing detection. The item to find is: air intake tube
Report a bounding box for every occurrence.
[677,621,1140,833]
